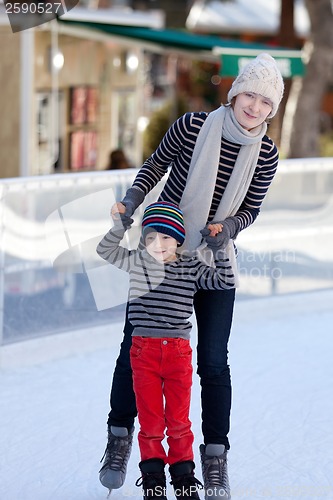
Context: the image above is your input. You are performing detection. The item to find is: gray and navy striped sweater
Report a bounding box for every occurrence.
[96,227,235,339]
[132,111,279,231]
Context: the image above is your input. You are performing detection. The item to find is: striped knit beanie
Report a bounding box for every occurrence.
[142,201,185,246]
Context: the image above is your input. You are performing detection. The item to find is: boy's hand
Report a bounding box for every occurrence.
[111,202,126,220]
[200,217,240,252]
[207,223,223,237]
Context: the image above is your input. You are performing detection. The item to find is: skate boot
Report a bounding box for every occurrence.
[99,426,134,492]
[169,460,203,500]
[135,458,167,500]
[199,444,231,500]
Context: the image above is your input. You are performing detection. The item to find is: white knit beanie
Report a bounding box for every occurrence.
[227,53,284,118]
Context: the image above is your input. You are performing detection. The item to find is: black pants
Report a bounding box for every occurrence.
[107,288,236,450]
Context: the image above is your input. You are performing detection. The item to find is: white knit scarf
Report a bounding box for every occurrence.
[179,105,267,284]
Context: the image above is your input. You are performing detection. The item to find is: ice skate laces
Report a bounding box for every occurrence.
[202,455,228,490]
[99,434,132,473]
[135,471,166,489]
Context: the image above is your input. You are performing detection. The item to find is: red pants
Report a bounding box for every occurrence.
[130,336,194,465]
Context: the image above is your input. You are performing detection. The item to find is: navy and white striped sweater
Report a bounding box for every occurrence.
[96,227,235,339]
[132,111,279,231]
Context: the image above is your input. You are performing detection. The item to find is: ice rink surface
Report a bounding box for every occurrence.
[1,289,333,500]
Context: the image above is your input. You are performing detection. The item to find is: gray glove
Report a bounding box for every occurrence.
[113,214,134,232]
[200,216,240,251]
[120,214,134,229]
[121,187,145,217]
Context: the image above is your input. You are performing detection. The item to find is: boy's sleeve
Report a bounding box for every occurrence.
[96,224,132,272]
[195,257,235,291]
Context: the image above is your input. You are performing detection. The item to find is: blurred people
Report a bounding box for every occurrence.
[106,149,132,170]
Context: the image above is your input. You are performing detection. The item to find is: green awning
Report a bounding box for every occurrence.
[58,19,304,77]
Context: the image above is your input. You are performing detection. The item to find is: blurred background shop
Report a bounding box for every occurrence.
[0,0,318,179]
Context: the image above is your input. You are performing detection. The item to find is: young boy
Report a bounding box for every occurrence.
[97,201,234,500]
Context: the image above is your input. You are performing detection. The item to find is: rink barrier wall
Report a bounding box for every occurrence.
[0,158,333,357]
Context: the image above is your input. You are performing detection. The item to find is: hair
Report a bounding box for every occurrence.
[106,149,131,170]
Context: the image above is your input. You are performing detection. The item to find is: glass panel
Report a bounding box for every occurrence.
[0,170,164,345]
[1,160,333,346]
[236,160,333,297]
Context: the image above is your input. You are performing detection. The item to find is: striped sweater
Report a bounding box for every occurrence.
[96,227,235,339]
[132,111,279,231]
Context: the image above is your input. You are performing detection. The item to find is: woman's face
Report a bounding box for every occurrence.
[233,92,273,130]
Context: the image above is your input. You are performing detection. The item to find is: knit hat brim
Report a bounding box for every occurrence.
[143,224,184,245]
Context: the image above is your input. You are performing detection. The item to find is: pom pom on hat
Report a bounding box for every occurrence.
[142,201,186,246]
[227,53,284,118]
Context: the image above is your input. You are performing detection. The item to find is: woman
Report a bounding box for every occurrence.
[99,53,284,500]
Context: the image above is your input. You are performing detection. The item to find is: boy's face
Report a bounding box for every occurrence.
[145,231,178,263]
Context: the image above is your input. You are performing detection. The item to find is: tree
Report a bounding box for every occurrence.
[143,96,188,158]
[269,0,298,147]
[288,0,333,158]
